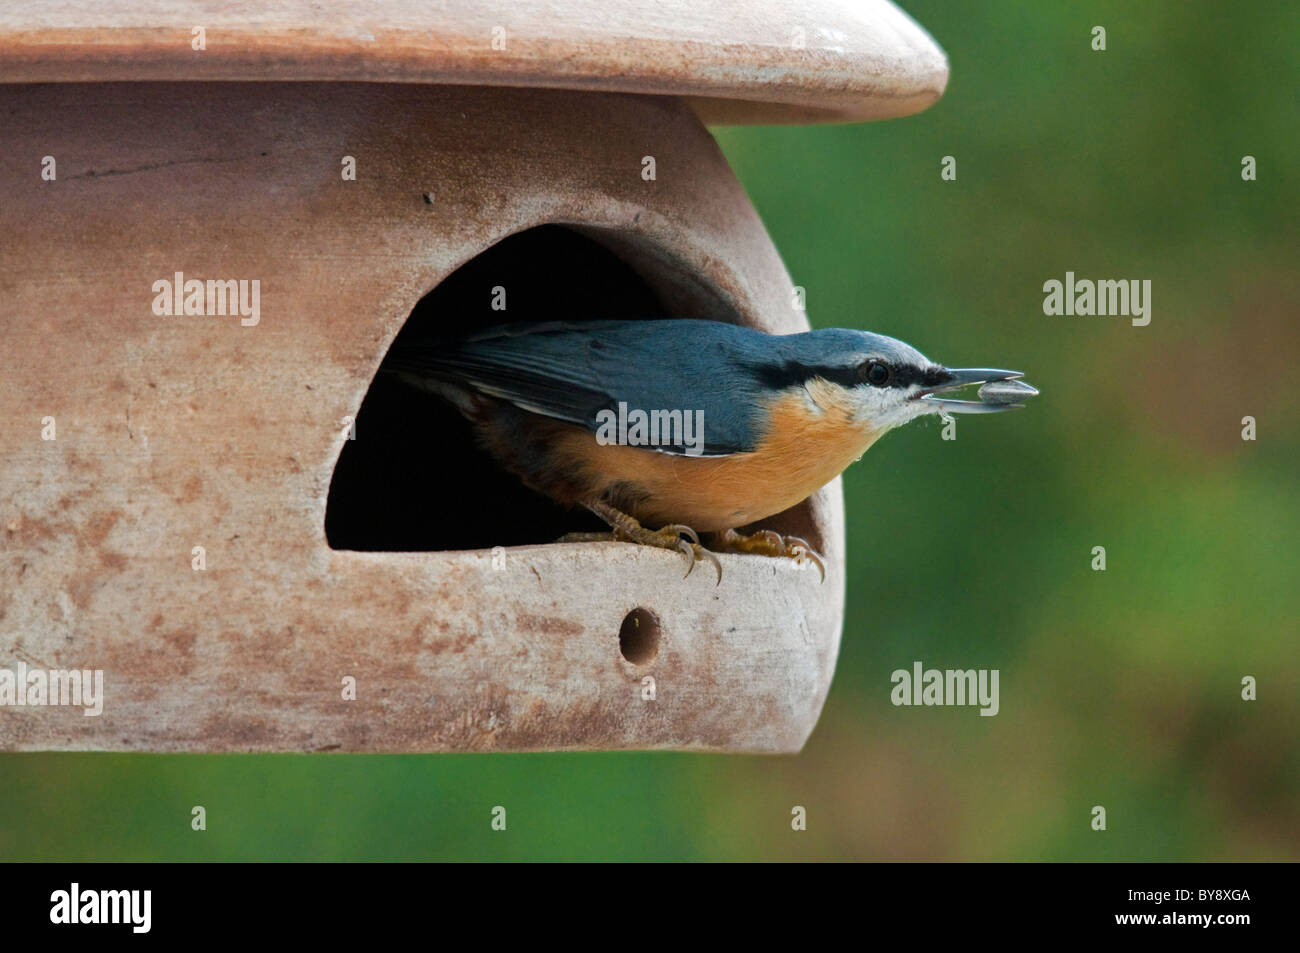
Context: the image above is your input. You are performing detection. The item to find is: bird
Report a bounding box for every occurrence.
[383,319,1036,582]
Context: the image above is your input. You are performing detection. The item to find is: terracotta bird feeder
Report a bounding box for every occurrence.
[0,1,947,752]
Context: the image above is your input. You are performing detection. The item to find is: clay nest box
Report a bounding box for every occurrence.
[0,1,947,752]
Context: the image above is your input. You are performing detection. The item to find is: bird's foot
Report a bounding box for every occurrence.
[578,501,722,584]
[712,528,826,582]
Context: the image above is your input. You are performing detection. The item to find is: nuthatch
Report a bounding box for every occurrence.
[387,319,1037,581]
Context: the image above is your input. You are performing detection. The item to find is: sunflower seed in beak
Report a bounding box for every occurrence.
[977,378,1039,405]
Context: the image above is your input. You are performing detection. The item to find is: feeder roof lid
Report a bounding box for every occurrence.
[0,0,947,124]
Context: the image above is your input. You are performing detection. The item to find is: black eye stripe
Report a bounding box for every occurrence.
[754,360,949,390]
[855,362,948,389]
[888,364,949,389]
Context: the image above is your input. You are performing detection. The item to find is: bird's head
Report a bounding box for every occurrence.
[790,328,1037,434]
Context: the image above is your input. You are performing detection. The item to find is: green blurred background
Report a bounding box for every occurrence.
[2,1,1296,861]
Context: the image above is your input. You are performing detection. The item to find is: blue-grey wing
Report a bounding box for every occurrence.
[385,320,779,455]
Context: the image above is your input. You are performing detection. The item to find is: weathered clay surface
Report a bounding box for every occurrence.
[0,83,844,752]
[0,0,948,124]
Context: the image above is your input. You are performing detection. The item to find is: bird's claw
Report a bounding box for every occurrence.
[783,537,827,583]
[677,538,723,585]
[714,528,826,583]
[583,501,721,584]
[663,524,700,545]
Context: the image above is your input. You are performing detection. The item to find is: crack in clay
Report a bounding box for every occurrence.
[68,153,268,180]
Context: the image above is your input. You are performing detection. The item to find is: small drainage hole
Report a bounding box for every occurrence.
[619,608,660,665]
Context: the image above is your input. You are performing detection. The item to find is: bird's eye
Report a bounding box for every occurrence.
[860,360,892,386]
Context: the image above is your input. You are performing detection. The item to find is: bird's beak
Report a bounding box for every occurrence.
[914,368,1038,414]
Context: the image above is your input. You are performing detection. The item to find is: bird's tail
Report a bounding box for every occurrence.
[379,347,482,418]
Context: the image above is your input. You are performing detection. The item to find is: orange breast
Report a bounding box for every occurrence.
[555,381,880,532]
